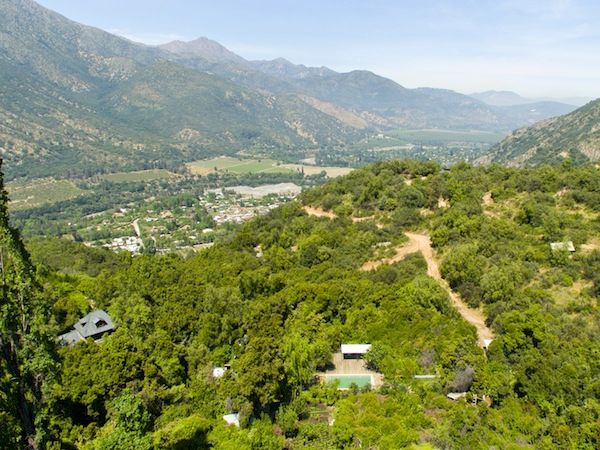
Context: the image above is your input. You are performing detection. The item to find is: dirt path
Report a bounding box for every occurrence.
[132,219,141,238]
[303,206,337,219]
[304,206,379,225]
[363,232,494,348]
[304,205,493,347]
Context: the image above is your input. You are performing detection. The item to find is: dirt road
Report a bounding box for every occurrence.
[132,219,141,238]
[303,206,493,348]
[303,206,337,219]
[364,232,494,348]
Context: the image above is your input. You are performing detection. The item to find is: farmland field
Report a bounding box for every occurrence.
[187,157,293,175]
[188,156,353,178]
[8,178,84,210]
[100,169,175,183]
[282,164,354,178]
[389,129,506,144]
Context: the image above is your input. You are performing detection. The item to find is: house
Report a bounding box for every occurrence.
[550,241,575,253]
[341,344,372,359]
[212,367,228,379]
[58,310,115,346]
[222,413,240,427]
[447,392,467,401]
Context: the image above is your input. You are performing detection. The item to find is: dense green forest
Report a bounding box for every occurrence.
[1,159,599,449]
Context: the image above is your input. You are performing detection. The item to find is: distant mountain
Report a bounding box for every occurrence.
[0,0,586,180]
[249,58,336,80]
[538,96,593,107]
[162,39,575,132]
[498,101,578,125]
[471,91,578,124]
[160,37,246,64]
[471,90,533,106]
[480,99,600,166]
[0,0,358,179]
[161,38,584,133]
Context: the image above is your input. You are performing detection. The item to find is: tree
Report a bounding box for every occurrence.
[0,159,58,449]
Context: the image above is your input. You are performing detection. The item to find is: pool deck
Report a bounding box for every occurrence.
[317,352,384,389]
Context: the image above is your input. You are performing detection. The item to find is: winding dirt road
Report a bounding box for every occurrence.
[363,232,494,348]
[303,206,493,348]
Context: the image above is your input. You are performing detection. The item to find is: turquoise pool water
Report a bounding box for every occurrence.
[326,375,372,389]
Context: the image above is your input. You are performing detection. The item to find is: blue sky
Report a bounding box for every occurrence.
[36,0,600,100]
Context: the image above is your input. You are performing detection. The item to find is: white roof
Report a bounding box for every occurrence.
[483,339,494,349]
[341,344,372,354]
[550,241,575,252]
[223,413,240,427]
[212,367,227,378]
[447,392,467,401]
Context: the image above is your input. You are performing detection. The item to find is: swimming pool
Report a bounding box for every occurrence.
[326,374,373,389]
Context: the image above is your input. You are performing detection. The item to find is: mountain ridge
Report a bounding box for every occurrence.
[160,38,571,132]
[0,0,360,179]
[480,98,600,166]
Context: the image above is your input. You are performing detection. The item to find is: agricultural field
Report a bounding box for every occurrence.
[7,178,84,210]
[187,157,292,175]
[100,169,175,183]
[389,128,506,144]
[188,156,353,178]
[282,164,354,178]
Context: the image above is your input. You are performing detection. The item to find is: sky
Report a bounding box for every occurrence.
[36,0,600,100]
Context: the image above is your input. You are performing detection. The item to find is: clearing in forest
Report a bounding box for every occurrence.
[303,206,337,219]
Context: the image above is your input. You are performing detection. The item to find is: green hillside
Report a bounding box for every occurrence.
[483,99,600,166]
[0,0,358,180]
[3,159,599,448]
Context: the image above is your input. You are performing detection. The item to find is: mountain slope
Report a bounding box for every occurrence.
[481,99,600,166]
[0,0,358,180]
[160,37,246,64]
[162,39,573,132]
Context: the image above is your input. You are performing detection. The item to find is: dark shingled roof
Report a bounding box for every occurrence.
[58,310,115,346]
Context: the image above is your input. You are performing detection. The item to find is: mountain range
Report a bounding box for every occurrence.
[0,0,590,179]
[159,38,579,131]
[471,90,591,107]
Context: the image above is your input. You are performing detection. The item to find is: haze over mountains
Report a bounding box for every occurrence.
[470,90,590,108]
[159,37,580,132]
[0,0,595,180]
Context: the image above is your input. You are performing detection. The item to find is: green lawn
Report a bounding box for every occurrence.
[100,169,175,183]
[8,179,85,210]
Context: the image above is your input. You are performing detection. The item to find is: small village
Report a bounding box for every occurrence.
[84,183,302,254]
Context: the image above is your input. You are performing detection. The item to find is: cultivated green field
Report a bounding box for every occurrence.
[100,169,175,183]
[389,129,506,144]
[187,157,293,175]
[7,179,84,210]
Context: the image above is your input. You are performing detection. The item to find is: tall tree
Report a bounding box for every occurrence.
[0,160,57,449]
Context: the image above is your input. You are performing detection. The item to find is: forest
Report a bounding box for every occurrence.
[1,159,599,449]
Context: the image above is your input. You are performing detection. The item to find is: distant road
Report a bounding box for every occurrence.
[132,219,141,238]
